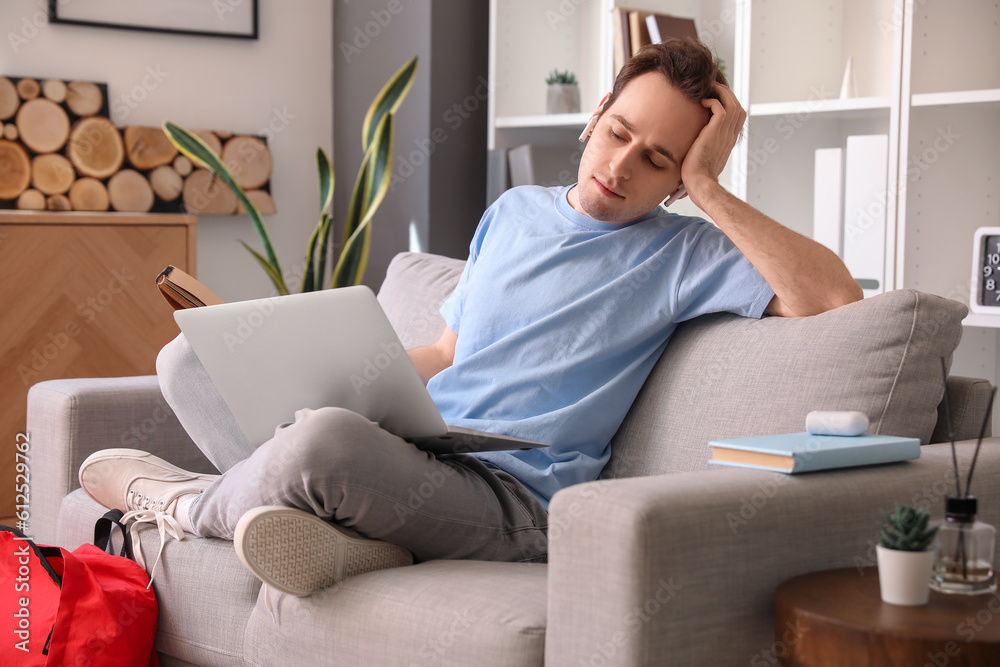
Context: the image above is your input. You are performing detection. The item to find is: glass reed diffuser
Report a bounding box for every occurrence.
[930,359,997,595]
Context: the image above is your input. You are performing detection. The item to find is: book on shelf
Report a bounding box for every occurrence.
[645,13,698,45]
[708,432,921,474]
[813,147,844,257]
[486,148,509,207]
[156,265,224,310]
[842,134,889,297]
[507,144,576,189]
[628,10,653,56]
[611,8,631,77]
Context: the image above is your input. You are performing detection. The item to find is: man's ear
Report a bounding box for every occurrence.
[578,93,612,143]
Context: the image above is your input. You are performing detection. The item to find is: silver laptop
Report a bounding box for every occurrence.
[173,286,547,455]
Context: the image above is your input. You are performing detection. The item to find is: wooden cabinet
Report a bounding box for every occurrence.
[0,211,197,517]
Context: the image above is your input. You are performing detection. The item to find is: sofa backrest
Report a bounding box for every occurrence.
[378,252,464,348]
[378,252,970,479]
[605,288,967,478]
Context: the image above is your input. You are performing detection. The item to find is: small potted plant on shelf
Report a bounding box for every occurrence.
[546,69,579,114]
[876,502,939,605]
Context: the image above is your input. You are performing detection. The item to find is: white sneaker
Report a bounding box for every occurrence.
[79,448,218,583]
[234,506,413,597]
[79,448,217,514]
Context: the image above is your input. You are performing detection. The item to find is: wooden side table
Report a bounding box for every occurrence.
[0,210,197,517]
[775,568,1000,666]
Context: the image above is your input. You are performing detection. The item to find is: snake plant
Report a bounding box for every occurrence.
[878,503,939,552]
[163,56,417,294]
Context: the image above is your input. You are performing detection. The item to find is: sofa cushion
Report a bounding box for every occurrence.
[605,289,968,478]
[58,488,548,667]
[243,560,546,667]
[377,251,466,349]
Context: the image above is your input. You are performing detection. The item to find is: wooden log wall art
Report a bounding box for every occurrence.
[0,75,275,215]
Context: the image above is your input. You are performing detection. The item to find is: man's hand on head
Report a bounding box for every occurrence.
[679,83,747,206]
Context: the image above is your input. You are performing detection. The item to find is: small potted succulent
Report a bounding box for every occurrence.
[876,503,939,605]
[546,69,580,114]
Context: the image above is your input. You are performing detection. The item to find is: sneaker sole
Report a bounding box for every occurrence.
[234,506,413,596]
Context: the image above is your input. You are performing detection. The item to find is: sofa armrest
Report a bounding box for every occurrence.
[26,376,216,545]
[544,442,1000,667]
[932,376,994,443]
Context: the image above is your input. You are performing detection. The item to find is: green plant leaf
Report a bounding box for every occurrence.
[302,221,322,293]
[341,156,369,255]
[361,56,417,151]
[317,148,334,214]
[333,113,394,287]
[239,241,290,296]
[163,121,289,295]
[315,213,332,292]
[877,503,938,551]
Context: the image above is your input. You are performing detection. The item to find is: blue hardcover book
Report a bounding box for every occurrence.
[708,432,921,473]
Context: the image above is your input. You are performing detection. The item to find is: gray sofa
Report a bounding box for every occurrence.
[27,251,996,666]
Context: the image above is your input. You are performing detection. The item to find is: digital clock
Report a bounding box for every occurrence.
[971,227,1000,314]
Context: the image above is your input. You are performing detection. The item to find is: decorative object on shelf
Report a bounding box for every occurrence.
[931,360,998,594]
[48,0,258,40]
[970,226,1000,314]
[545,70,579,115]
[0,74,273,214]
[876,502,939,605]
[839,56,858,99]
[163,57,418,294]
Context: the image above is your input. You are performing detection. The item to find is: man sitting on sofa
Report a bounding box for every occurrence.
[79,38,862,598]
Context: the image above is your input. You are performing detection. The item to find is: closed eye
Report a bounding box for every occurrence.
[609,128,665,170]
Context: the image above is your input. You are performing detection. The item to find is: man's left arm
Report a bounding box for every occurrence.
[682,84,863,318]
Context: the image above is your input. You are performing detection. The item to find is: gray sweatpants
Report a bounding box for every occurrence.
[155,334,548,563]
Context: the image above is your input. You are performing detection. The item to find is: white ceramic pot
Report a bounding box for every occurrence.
[877,544,935,605]
[546,84,580,114]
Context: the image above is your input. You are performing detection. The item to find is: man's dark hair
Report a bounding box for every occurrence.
[602,37,727,115]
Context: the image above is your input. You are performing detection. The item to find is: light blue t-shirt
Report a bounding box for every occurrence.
[427,184,774,507]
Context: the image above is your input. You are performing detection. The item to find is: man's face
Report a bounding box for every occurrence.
[569,72,707,223]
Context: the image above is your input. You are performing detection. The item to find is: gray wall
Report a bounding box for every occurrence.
[333,0,487,290]
[427,1,489,260]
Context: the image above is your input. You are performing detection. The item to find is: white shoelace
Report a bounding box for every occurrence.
[121,506,186,589]
[263,584,280,623]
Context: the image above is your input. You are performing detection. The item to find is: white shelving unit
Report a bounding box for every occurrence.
[489,0,738,210]
[896,0,1000,422]
[732,0,902,283]
[489,0,999,413]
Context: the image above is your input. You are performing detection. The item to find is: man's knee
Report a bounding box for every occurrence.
[155,333,205,402]
[156,334,187,390]
[280,406,384,470]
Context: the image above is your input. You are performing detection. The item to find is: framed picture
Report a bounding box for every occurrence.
[48,0,258,40]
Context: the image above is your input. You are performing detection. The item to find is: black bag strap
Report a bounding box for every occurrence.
[94,509,134,560]
[0,524,62,586]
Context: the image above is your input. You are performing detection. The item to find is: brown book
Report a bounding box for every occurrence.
[644,13,699,44]
[611,8,631,77]
[156,265,224,310]
[628,10,652,56]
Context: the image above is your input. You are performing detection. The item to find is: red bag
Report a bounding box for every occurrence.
[0,521,159,667]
